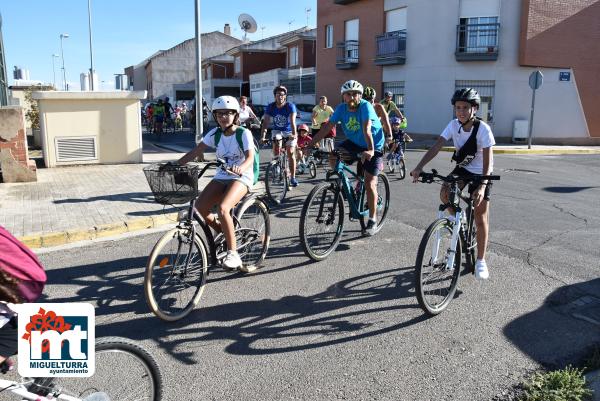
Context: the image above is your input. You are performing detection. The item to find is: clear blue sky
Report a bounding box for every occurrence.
[1,0,317,90]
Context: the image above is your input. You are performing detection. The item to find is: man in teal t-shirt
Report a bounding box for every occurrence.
[309,80,384,236]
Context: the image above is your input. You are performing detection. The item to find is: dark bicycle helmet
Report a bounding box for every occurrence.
[273,85,288,95]
[451,88,480,107]
[363,86,376,101]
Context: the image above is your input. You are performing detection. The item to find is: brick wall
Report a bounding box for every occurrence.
[519,0,600,137]
[0,106,29,165]
[316,0,384,104]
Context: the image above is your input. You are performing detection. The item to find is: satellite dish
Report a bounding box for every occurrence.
[238,13,257,40]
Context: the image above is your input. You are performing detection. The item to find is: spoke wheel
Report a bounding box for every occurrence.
[399,158,406,180]
[308,161,317,179]
[265,160,288,204]
[415,218,461,316]
[359,172,391,234]
[387,155,396,173]
[43,337,163,401]
[235,197,271,271]
[299,182,345,261]
[145,227,209,321]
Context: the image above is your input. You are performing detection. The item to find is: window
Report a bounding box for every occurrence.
[289,46,299,67]
[455,80,495,123]
[382,81,405,112]
[234,56,241,73]
[458,16,499,53]
[325,25,333,48]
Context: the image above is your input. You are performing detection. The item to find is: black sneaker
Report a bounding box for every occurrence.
[365,219,377,236]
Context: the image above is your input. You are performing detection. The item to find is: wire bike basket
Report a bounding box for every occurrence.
[143,164,201,205]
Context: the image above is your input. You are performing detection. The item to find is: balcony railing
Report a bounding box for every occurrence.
[375,30,406,66]
[336,40,359,69]
[455,23,500,61]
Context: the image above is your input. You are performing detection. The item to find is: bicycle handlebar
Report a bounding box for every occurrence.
[418,169,500,184]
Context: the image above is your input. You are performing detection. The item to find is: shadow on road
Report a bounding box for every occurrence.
[503,278,600,369]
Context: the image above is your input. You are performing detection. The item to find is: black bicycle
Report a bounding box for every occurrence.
[415,169,500,315]
[143,161,271,321]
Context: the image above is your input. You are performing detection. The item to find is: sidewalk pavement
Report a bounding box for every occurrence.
[0,141,598,250]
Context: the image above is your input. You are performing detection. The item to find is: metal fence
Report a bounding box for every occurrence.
[336,40,359,64]
[376,30,406,59]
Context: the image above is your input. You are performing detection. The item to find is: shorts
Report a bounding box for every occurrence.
[338,140,384,176]
[0,317,18,357]
[154,115,164,123]
[449,166,493,200]
[213,178,252,192]
[271,130,297,147]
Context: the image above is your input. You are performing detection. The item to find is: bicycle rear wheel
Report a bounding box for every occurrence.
[300,182,345,261]
[265,160,288,204]
[415,218,461,316]
[359,172,390,234]
[40,337,163,401]
[145,227,209,321]
[235,197,271,271]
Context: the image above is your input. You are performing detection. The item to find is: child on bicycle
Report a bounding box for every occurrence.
[310,80,386,236]
[388,116,412,160]
[0,225,47,367]
[296,124,313,161]
[410,88,495,279]
[176,96,256,272]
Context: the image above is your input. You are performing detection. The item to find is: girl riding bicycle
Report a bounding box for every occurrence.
[388,116,412,159]
[177,96,256,271]
[410,88,496,279]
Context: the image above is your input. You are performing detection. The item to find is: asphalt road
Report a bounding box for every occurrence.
[34,152,600,400]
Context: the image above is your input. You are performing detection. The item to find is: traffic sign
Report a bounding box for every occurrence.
[529,70,543,90]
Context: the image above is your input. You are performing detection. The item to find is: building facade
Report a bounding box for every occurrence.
[317,0,599,144]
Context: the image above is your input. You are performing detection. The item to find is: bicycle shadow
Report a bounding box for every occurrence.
[53,192,157,205]
[95,265,424,365]
[503,278,600,369]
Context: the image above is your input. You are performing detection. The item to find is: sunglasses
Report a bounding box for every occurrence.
[215,111,236,118]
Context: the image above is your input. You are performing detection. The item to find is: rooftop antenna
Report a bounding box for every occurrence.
[288,19,295,31]
[238,13,257,42]
[305,8,311,28]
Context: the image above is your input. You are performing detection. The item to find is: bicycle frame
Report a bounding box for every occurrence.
[326,156,368,220]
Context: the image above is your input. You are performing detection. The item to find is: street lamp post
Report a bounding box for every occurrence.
[87,0,95,90]
[59,33,69,91]
[51,54,59,89]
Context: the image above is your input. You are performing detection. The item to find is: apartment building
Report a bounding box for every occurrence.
[317,0,600,144]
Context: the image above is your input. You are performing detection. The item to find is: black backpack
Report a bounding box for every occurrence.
[451,118,481,167]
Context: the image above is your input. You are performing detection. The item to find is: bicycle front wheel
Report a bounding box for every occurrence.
[300,182,345,261]
[308,161,317,179]
[265,160,288,204]
[415,218,461,316]
[399,158,406,180]
[145,227,209,321]
[235,197,271,271]
[387,156,396,174]
[45,337,163,401]
[359,172,390,234]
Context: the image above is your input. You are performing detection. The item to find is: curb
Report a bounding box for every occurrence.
[435,146,600,155]
[18,213,179,250]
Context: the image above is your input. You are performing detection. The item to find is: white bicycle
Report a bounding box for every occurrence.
[0,336,162,401]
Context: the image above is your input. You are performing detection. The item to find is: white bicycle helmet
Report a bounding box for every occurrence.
[340,80,363,94]
[211,96,240,112]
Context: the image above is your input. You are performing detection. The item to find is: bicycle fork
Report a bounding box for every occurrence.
[432,210,461,270]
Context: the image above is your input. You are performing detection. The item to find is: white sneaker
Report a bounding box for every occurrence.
[223,250,243,270]
[475,259,489,280]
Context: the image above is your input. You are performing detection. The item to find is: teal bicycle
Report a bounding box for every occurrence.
[299,150,390,261]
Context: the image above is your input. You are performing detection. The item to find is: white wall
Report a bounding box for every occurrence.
[381,0,589,141]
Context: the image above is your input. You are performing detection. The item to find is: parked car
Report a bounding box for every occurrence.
[294,103,314,126]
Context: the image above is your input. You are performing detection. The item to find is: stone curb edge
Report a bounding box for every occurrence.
[18,213,179,249]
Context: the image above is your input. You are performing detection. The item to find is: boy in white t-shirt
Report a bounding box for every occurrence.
[177,96,255,271]
[410,88,495,279]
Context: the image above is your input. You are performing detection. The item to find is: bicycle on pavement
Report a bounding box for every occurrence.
[296,147,321,179]
[299,150,390,261]
[143,160,271,321]
[263,137,294,205]
[414,169,500,316]
[0,336,162,401]
[386,137,407,179]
